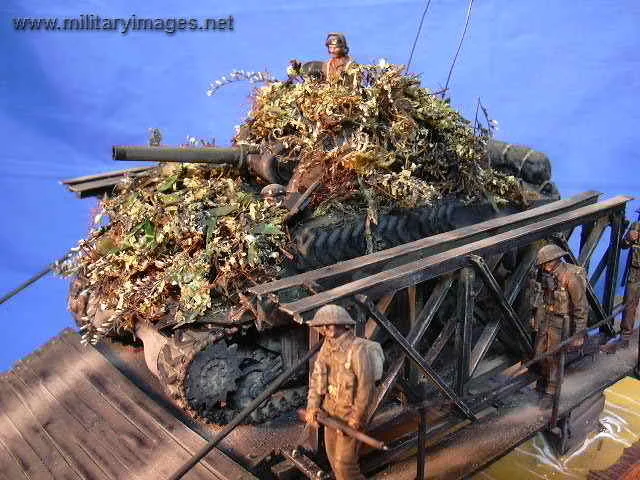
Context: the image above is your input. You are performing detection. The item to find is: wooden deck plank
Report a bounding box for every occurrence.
[29,335,235,480]
[6,368,119,480]
[0,437,30,480]
[0,376,79,480]
[47,334,226,480]
[25,341,157,480]
[59,331,256,480]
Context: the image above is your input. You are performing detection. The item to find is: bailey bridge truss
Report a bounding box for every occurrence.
[168,191,639,479]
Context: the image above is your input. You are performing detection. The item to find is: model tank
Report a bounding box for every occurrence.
[61,52,559,425]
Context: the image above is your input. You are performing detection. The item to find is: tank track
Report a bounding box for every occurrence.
[157,325,307,425]
[293,202,458,270]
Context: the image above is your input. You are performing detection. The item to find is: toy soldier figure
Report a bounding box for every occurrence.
[288,33,355,82]
[531,244,588,395]
[621,220,640,345]
[324,33,354,83]
[304,304,384,480]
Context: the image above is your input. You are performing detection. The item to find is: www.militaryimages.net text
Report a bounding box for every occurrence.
[13,14,235,35]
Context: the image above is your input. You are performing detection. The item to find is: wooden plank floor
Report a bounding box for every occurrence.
[0,329,257,480]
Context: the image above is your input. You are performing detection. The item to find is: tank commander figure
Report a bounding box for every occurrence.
[289,33,355,83]
[323,32,354,83]
[531,244,588,395]
[304,304,384,480]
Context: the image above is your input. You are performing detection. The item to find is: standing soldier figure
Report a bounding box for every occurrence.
[621,220,640,346]
[304,304,384,480]
[532,244,589,395]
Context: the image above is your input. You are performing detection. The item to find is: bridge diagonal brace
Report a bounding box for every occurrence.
[424,316,457,365]
[550,235,615,336]
[367,276,454,420]
[577,217,609,267]
[355,294,476,421]
[602,211,625,316]
[504,244,539,305]
[455,268,475,394]
[590,246,609,286]
[470,320,501,376]
[468,255,533,354]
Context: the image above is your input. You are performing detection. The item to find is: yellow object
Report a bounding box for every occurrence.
[474,376,640,479]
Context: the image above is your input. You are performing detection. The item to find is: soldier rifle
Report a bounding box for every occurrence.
[297,409,388,450]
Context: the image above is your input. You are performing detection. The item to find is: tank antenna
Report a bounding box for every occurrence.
[0,252,71,305]
[405,0,433,73]
[443,0,475,97]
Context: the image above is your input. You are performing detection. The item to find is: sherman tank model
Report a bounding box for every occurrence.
[62,59,561,426]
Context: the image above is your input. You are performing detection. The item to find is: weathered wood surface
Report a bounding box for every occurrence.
[61,167,153,198]
[0,330,257,480]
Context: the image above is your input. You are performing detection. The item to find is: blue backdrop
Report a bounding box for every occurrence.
[1,0,639,371]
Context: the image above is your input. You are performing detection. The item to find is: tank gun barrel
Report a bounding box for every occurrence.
[112,144,291,185]
[113,145,260,167]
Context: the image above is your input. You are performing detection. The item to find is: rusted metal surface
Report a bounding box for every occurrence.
[250,191,600,298]
[468,255,532,353]
[356,295,476,420]
[0,330,257,480]
[368,276,453,419]
[297,409,388,450]
[279,197,630,320]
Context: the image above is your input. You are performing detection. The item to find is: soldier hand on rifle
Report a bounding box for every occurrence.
[305,407,320,428]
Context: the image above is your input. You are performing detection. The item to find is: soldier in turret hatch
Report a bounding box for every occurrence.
[289,33,355,83]
[323,33,354,83]
[304,304,384,480]
[531,244,589,395]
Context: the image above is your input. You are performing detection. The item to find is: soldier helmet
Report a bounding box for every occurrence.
[260,184,286,199]
[325,33,349,54]
[307,304,356,327]
[536,244,568,266]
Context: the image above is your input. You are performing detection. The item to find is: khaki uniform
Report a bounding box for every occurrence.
[621,223,640,338]
[307,330,379,480]
[324,56,354,83]
[533,262,588,394]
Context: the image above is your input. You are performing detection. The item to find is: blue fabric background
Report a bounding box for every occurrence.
[1,0,639,371]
